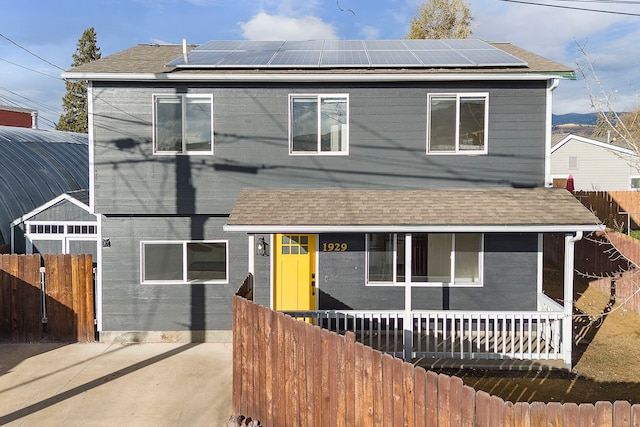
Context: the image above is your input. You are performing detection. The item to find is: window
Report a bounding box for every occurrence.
[366,233,482,286]
[29,224,65,234]
[631,177,640,190]
[427,93,488,154]
[289,94,348,154]
[141,241,228,284]
[153,94,213,154]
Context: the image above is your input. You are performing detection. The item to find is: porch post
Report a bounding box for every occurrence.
[248,234,255,291]
[404,234,412,361]
[563,231,582,367]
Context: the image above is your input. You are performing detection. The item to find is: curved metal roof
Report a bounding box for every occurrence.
[0,126,88,246]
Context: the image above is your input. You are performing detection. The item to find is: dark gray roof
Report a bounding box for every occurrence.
[227,188,601,231]
[64,41,574,79]
[0,126,89,246]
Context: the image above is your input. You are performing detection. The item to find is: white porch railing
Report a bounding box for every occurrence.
[284,299,568,364]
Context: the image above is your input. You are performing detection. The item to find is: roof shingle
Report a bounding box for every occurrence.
[226,188,601,230]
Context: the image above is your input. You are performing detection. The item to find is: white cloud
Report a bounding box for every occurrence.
[240,12,338,40]
[359,26,380,40]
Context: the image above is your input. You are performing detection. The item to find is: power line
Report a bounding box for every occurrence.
[0,58,62,80]
[0,32,65,71]
[0,85,62,116]
[500,0,640,15]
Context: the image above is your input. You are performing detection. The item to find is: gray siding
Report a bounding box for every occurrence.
[92,81,548,216]
[310,233,539,312]
[100,216,247,331]
[28,199,95,222]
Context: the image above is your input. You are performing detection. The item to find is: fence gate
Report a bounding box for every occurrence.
[0,254,95,342]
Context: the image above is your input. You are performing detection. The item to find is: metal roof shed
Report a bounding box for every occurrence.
[0,126,89,248]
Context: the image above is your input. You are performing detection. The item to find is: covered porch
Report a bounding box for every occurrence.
[225,188,603,368]
[284,290,566,366]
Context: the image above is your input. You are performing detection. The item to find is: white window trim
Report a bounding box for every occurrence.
[365,233,484,287]
[26,221,98,236]
[426,93,489,155]
[140,240,229,285]
[288,93,349,156]
[152,94,214,156]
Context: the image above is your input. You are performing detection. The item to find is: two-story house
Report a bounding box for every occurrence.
[63,40,601,366]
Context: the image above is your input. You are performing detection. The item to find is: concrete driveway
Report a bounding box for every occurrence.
[0,342,233,426]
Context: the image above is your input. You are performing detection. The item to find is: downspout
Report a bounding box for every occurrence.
[545,78,560,187]
[563,230,582,368]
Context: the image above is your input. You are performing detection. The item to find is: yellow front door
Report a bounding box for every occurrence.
[274,234,316,311]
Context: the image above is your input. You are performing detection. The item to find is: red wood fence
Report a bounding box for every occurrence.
[574,191,640,231]
[233,286,640,426]
[0,254,94,342]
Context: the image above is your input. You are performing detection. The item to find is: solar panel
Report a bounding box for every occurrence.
[412,50,474,67]
[367,50,421,66]
[167,51,230,67]
[442,39,491,50]
[461,49,527,66]
[269,50,321,67]
[168,39,528,69]
[402,39,449,50]
[320,50,369,66]
[281,40,324,50]
[322,40,365,50]
[197,40,247,51]
[217,50,277,66]
[364,40,408,51]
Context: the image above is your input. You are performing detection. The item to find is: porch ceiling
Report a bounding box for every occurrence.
[224,188,603,233]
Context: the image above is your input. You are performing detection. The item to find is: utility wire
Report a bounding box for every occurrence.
[0,58,62,80]
[500,0,640,15]
[0,32,65,71]
[0,85,62,116]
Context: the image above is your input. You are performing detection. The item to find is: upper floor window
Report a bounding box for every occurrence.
[366,233,483,286]
[153,94,213,155]
[631,176,640,190]
[141,240,228,284]
[289,94,349,155]
[427,93,488,155]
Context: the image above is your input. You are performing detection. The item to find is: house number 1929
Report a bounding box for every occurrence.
[322,243,348,252]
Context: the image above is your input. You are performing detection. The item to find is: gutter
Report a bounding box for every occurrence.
[223,224,604,233]
[61,71,574,83]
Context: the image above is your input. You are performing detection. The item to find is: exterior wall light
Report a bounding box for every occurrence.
[256,237,268,256]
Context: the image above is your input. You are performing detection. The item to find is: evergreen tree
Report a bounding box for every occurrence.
[592,111,614,141]
[56,28,101,133]
[406,0,473,40]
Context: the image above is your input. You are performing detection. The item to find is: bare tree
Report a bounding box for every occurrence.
[406,0,473,40]
[576,42,640,152]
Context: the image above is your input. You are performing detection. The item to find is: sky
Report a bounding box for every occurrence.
[1,0,640,130]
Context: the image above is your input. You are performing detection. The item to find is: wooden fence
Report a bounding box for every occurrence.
[545,231,640,316]
[574,191,640,231]
[233,288,640,426]
[0,254,94,342]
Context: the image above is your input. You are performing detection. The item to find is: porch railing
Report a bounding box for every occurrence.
[284,306,568,364]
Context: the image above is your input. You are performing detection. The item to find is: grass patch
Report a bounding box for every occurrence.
[630,229,640,241]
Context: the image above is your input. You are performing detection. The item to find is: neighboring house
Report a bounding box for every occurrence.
[0,105,37,128]
[551,133,640,190]
[63,40,601,366]
[0,125,89,251]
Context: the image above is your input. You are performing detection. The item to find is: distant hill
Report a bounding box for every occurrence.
[552,113,598,126]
